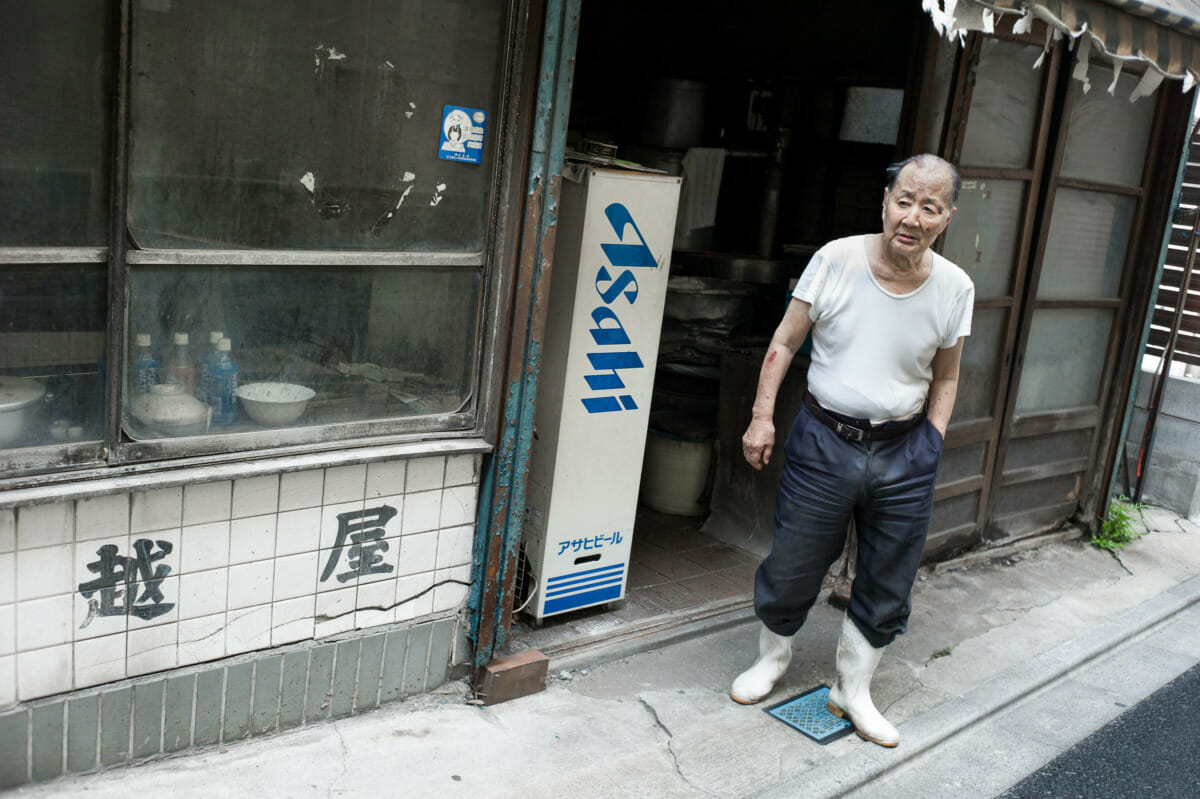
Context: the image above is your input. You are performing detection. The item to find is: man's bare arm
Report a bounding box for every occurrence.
[927,338,964,437]
[742,298,814,470]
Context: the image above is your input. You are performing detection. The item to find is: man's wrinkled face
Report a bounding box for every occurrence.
[881,163,956,262]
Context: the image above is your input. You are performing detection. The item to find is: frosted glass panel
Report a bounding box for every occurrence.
[955,307,1004,423]
[941,179,1024,298]
[959,39,1044,168]
[1038,189,1134,299]
[1015,308,1113,414]
[1060,65,1156,187]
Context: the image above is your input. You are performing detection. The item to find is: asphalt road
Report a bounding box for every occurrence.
[997,662,1200,798]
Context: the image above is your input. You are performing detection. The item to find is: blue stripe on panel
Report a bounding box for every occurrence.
[543,583,624,615]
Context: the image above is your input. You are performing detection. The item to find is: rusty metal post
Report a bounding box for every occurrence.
[469,0,581,670]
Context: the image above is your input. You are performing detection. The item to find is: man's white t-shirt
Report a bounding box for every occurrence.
[791,234,975,422]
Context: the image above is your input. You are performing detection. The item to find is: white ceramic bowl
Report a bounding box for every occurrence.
[236,382,315,425]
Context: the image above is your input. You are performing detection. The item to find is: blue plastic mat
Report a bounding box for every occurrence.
[764,685,854,744]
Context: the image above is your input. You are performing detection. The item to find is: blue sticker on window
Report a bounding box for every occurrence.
[439,105,486,164]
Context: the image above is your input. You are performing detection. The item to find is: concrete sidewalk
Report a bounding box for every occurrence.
[10,507,1200,799]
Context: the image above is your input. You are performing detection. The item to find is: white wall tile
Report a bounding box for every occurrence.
[131,486,183,534]
[73,588,127,641]
[74,535,129,593]
[183,481,232,525]
[319,501,368,550]
[0,553,13,605]
[271,596,314,646]
[75,494,130,542]
[440,485,477,529]
[74,634,126,689]
[323,464,366,505]
[355,578,397,629]
[16,502,73,549]
[398,532,438,577]
[402,489,442,535]
[17,643,72,700]
[316,549,351,593]
[276,507,322,557]
[225,604,271,656]
[314,588,355,637]
[180,521,230,573]
[433,565,472,614]
[17,593,74,651]
[445,454,480,487]
[17,544,73,601]
[279,470,324,512]
[406,456,445,493]
[436,524,476,570]
[228,560,274,610]
[273,551,318,602]
[178,568,228,620]
[178,612,226,666]
[0,654,14,707]
[232,474,279,519]
[366,460,406,499]
[0,509,14,553]
[127,574,179,629]
[0,604,13,656]
[395,574,434,622]
[230,514,276,564]
[127,623,178,677]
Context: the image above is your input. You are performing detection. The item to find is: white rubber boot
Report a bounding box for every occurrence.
[730,624,794,704]
[827,615,900,747]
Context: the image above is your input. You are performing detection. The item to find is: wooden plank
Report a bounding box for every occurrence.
[1010,406,1101,437]
[934,474,985,503]
[988,500,1079,541]
[944,417,994,448]
[999,457,1090,487]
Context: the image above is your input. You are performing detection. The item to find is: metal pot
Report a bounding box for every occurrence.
[0,376,46,445]
[642,79,706,149]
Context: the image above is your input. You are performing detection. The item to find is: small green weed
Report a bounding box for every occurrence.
[1092,495,1144,553]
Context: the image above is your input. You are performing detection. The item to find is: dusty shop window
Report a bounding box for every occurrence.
[1,0,510,466]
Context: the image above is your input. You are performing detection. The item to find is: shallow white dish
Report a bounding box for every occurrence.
[236,382,315,425]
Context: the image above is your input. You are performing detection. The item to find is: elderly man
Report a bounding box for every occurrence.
[730,154,973,748]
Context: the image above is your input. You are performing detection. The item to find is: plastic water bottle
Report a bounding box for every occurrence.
[164,332,195,395]
[133,334,157,395]
[209,337,238,424]
[196,330,223,403]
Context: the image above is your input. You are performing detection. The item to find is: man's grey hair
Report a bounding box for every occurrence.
[885,154,961,207]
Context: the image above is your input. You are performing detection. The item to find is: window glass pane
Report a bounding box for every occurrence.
[1,265,107,448]
[959,39,1044,169]
[129,0,504,251]
[1015,308,1113,414]
[1038,189,1135,300]
[955,307,1005,424]
[0,3,113,245]
[940,179,1025,298]
[123,266,480,439]
[1060,65,1156,187]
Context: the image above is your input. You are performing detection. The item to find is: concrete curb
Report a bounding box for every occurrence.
[755,573,1200,798]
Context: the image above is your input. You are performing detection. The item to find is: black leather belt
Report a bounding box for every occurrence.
[803,391,925,443]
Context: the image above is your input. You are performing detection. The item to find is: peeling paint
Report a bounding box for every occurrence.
[403,172,416,183]
[299,172,315,195]
[431,183,447,207]
[384,60,396,69]
[406,101,417,119]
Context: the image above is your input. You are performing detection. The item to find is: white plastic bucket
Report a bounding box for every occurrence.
[639,429,713,516]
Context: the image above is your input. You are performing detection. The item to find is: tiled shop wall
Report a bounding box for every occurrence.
[0,453,479,786]
[0,617,460,787]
